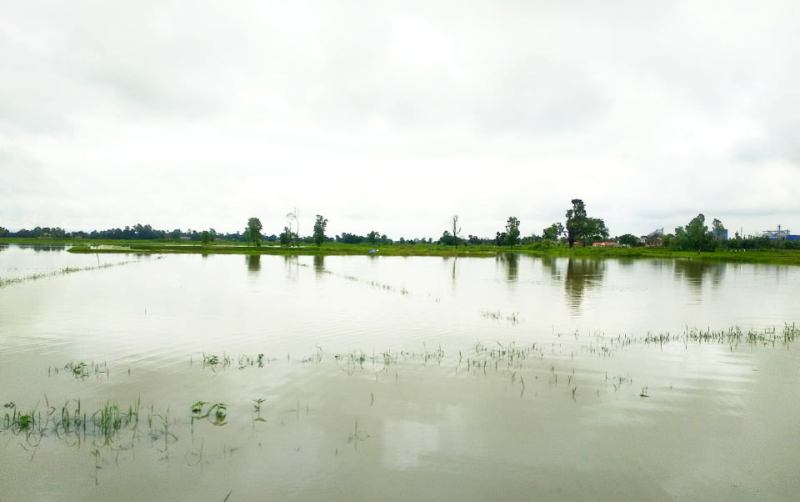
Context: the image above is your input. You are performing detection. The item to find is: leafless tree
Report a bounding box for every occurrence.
[286,208,300,240]
[451,214,461,244]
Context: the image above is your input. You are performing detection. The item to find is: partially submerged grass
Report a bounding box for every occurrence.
[1,322,798,488]
[194,352,273,371]
[191,401,227,426]
[49,361,109,379]
[187,324,800,380]
[641,324,800,347]
[1,398,143,443]
[4,324,797,458]
[333,345,445,374]
[480,310,521,325]
[0,260,140,288]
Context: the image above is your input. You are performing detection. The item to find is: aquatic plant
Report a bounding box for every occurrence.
[190,401,227,426]
[194,352,275,371]
[49,361,109,379]
[480,310,521,324]
[347,419,369,451]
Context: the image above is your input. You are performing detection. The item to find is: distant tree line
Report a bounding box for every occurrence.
[335,231,393,245]
[438,199,608,248]
[0,224,245,242]
[4,201,799,251]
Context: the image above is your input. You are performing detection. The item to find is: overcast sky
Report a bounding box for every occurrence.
[1,0,798,238]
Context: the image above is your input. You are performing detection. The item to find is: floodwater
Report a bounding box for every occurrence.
[1,244,799,501]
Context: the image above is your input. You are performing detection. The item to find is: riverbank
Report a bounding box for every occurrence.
[3,237,800,265]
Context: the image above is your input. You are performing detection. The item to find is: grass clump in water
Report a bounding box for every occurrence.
[190,401,227,426]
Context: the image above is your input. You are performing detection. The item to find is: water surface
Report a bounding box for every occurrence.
[1,245,798,501]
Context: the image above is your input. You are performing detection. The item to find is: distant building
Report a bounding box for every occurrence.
[592,241,619,247]
[762,225,791,240]
[787,235,800,242]
[643,228,664,247]
[713,228,729,240]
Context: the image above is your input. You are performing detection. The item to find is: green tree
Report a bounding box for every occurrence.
[245,217,263,247]
[201,230,212,244]
[616,234,640,247]
[367,231,380,245]
[588,219,609,244]
[565,199,608,247]
[279,226,296,246]
[674,214,716,251]
[0,226,9,237]
[565,199,586,247]
[313,215,328,246]
[542,222,564,241]
[505,216,520,246]
[439,230,455,245]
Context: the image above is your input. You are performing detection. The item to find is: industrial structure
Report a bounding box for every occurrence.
[761,225,800,241]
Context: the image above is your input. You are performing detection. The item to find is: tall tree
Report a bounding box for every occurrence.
[505,216,521,246]
[439,215,462,246]
[674,214,716,251]
[565,199,608,247]
[286,208,300,239]
[450,215,461,245]
[565,199,587,248]
[313,215,328,246]
[245,217,263,247]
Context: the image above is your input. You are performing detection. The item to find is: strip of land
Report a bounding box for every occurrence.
[3,237,800,265]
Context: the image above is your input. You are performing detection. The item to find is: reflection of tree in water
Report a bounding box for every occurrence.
[313,255,325,275]
[246,254,261,274]
[496,253,519,282]
[565,258,606,311]
[283,255,299,280]
[540,256,561,280]
[647,259,672,274]
[19,244,66,252]
[673,260,725,291]
[441,256,458,287]
[616,257,635,268]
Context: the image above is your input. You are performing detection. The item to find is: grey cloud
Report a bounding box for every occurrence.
[1,0,799,236]
[0,149,49,196]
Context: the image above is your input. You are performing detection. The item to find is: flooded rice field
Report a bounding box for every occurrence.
[1,244,799,501]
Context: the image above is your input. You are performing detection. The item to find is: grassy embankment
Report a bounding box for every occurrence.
[3,237,800,265]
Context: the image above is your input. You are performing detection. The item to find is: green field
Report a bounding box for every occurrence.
[3,237,800,265]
